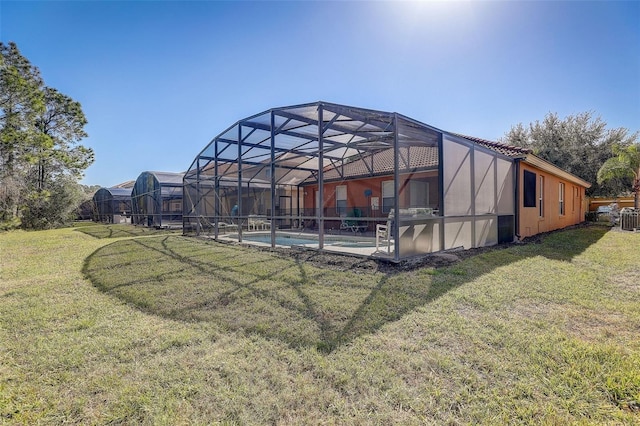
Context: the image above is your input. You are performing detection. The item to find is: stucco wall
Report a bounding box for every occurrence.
[301,170,439,216]
[518,162,586,238]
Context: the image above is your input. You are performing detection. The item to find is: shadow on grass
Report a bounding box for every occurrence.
[76,223,179,239]
[82,225,610,352]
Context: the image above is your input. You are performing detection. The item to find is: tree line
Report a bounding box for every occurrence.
[1,42,94,229]
[500,112,639,207]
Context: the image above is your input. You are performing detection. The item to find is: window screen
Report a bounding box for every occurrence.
[523,170,536,207]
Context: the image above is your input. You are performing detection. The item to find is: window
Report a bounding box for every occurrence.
[382,180,394,213]
[559,183,565,215]
[336,185,347,215]
[523,170,536,207]
[539,175,544,217]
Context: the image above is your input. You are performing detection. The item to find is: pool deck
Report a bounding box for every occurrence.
[216,231,395,259]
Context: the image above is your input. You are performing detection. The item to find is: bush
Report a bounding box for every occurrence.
[19,177,84,229]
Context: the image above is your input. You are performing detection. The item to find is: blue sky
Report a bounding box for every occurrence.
[2,0,639,187]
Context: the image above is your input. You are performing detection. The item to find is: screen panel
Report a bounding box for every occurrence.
[444,217,473,250]
[474,150,495,215]
[475,216,497,247]
[443,137,472,216]
[497,157,514,215]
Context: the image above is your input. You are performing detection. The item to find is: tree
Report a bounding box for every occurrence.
[0,174,25,229]
[33,86,92,190]
[0,42,43,225]
[501,112,638,197]
[597,142,640,208]
[0,41,94,229]
[0,42,43,174]
[75,184,101,221]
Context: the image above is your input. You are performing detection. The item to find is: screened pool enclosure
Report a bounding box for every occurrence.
[92,187,132,223]
[131,171,184,228]
[184,102,520,261]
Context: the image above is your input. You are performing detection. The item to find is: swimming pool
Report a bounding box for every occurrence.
[233,233,376,248]
[241,234,318,246]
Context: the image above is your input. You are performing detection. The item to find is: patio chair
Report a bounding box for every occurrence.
[375,209,393,253]
[340,208,367,234]
[375,222,391,253]
[248,215,269,231]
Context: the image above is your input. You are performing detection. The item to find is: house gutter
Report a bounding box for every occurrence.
[514,158,521,241]
[523,154,592,188]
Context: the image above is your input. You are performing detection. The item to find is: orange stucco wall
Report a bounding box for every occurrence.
[518,162,587,238]
[302,171,439,215]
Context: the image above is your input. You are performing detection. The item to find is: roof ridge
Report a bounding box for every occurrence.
[451,133,532,154]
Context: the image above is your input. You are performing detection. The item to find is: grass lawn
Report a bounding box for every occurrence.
[74,222,181,239]
[0,224,638,424]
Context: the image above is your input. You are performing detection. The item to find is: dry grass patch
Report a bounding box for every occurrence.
[609,267,640,292]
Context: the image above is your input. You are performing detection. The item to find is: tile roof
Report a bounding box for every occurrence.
[452,133,532,157]
[315,134,530,183]
[320,146,438,182]
[112,180,135,189]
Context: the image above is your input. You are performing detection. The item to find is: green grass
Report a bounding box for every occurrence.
[1,224,639,424]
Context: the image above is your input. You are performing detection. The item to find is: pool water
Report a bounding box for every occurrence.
[242,234,318,246]
[238,233,376,248]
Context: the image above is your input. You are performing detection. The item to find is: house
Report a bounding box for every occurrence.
[183,101,590,261]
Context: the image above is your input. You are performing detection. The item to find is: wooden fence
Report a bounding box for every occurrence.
[587,196,635,212]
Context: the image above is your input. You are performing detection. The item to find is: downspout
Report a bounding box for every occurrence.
[514,159,521,241]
